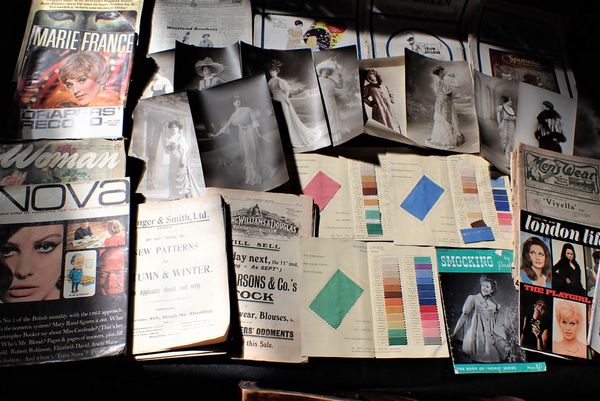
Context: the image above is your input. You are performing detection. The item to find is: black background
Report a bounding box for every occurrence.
[3,1,600,400]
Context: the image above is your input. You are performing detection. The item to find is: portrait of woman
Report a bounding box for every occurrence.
[195,57,225,90]
[210,95,276,186]
[103,220,126,247]
[535,100,566,153]
[426,65,465,149]
[496,95,516,167]
[287,20,305,49]
[451,275,503,363]
[316,59,344,138]
[48,52,121,108]
[520,236,552,288]
[553,243,586,296]
[362,68,400,132]
[553,300,587,358]
[0,224,64,303]
[164,120,194,199]
[520,297,550,351]
[267,59,324,148]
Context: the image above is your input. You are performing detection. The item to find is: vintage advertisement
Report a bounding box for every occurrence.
[438,248,546,374]
[132,194,230,357]
[129,91,205,201]
[14,0,143,80]
[467,0,576,98]
[380,153,513,249]
[301,238,374,358]
[208,188,313,363]
[367,243,448,358]
[15,25,136,139]
[0,179,130,366]
[253,14,358,52]
[0,138,125,186]
[148,0,252,54]
[361,0,468,60]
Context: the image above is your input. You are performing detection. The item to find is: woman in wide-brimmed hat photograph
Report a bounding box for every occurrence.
[195,56,225,90]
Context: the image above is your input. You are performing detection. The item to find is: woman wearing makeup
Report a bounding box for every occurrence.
[0,224,64,303]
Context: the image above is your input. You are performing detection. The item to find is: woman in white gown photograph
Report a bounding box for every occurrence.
[267,59,326,150]
[427,65,465,149]
[210,95,275,186]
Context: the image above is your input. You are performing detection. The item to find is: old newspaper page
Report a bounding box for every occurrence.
[132,193,230,357]
[208,188,313,363]
[148,0,252,54]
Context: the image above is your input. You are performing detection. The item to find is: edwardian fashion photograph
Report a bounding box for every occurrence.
[128,92,206,201]
[240,43,331,153]
[174,42,241,91]
[188,75,288,191]
[405,49,479,153]
[313,46,363,145]
[473,71,519,173]
[514,83,577,155]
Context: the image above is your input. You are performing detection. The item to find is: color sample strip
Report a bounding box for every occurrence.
[413,256,442,345]
[458,164,494,243]
[491,178,513,236]
[360,162,383,236]
[381,256,407,346]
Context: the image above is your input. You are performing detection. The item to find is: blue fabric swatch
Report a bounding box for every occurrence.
[400,175,444,221]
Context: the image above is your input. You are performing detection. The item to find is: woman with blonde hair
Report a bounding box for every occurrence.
[553,300,586,358]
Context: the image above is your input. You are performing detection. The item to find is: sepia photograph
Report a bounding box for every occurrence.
[129,91,206,201]
[514,83,577,155]
[313,45,363,146]
[405,49,479,153]
[241,42,331,153]
[473,70,519,173]
[174,41,242,91]
[188,75,288,191]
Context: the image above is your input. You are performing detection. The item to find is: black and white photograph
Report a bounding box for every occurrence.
[473,71,519,173]
[188,75,288,191]
[129,91,206,201]
[174,42,242,91]
[240,42,331,153]
[358,57,417,146]
[141,50,175,99]
[441,273,526,365]
[313,45,363,146]
[405,49,479,153]
[515,83,577,155]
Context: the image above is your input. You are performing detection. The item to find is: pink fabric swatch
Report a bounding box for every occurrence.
[303,171,342,212]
